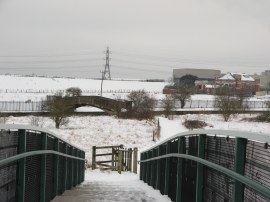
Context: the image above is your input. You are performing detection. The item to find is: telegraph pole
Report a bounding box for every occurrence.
[103,47,111,80]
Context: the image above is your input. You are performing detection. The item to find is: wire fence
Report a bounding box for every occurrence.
[0,89,161,94]
[0,100,268,112]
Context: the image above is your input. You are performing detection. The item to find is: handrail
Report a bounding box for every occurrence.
[0,150,85,168]
[140,153,270,199]
[0,124,84,151]
[142,129,270,153]
[0,124,86,202]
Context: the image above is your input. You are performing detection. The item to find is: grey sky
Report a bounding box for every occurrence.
[0,0,269,79]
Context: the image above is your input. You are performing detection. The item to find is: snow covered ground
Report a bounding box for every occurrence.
[3,113,270,163]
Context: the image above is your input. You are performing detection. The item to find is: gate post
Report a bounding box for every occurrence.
[118,150,123,174]
[196,134,206,202]
[176,137,185,202]
[18,129,26,202]
[40,132,47,202]
[232,137,247,202]
[133,147,138,174]
[92,146,96,170]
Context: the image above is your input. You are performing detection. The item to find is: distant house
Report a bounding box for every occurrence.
[215,73,260,95]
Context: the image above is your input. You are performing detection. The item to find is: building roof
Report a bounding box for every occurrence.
[218,73,255,81]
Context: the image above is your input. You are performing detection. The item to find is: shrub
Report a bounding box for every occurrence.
[183,119,210,130]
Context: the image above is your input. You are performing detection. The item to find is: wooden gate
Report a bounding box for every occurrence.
[92,145,138,174]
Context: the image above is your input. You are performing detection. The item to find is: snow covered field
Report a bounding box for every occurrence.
[0,75,166,101]
[1,74,270,162]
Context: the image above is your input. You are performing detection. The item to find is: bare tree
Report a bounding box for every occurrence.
[173,84,192,108]
[214,87,247,122]
[66,87,82,97]
[42,91,73,128]
[127,90,157,120]
[162,95,175,119]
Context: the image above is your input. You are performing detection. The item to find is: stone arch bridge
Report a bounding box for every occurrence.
[48,96,133,113]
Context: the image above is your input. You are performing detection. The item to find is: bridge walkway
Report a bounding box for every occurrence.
[51,170,171,202]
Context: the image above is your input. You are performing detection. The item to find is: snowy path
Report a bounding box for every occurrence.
[51,169,171,202]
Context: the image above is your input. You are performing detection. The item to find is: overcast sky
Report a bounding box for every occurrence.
[0,0,269,79]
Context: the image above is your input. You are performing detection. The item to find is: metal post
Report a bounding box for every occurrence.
[196,134,206,202]
[92,146,96,170]
[150,150,155,187]
[145,151,150,185]
[139,153,143,180]
[54,139,59,196]
[232,137,247,202]
[164,142,171,195]
[40,133,47,202]
[155,146,161,190]
[63,143,68,190]
[133,148,138,174]
[18,129,26,202]
[176,137,185,202]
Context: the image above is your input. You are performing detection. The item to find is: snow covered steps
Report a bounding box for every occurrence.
[51,170,171,202]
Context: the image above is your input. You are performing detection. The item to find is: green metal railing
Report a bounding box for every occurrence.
[0,124,86,202]
[140,129,270,202]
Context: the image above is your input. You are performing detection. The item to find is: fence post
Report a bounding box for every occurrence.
[92,146,96,170]
[232,137,247,202]
[40,132,47,202]
[54,139,59,196]
[133,147,138,174]
[176,137,185,202]
[118,150,123,174]
[164,142,171,195]
[18,129,26,202]
[196,134,206,202]
[112,147,115,170]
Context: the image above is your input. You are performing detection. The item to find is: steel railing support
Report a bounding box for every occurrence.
[196,134,206,202]
[155,146,161,190]
[233,137,247,202]
[164,142,171,195]
[54,139,59,196]
[18,129,26,202]
[176,137,185,202]
[40,132,47,202]
[139,153,143,180]
[150,150,155,187]
[63,143,68,191]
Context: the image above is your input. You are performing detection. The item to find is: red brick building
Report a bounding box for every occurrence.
[215,73,260,95]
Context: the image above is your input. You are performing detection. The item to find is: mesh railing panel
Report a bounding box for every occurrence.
[25,131,42,202]
[45,135,55,202]
[204,168,233,202]
[0,131,18,202]
[244,140,270,202]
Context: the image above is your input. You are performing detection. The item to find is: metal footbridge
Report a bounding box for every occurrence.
[1,125,270,202]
